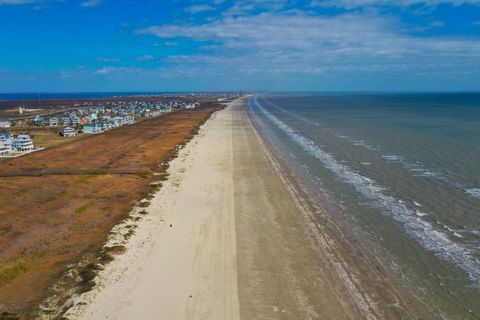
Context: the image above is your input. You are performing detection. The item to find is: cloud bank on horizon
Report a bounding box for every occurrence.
[0,0,479,91]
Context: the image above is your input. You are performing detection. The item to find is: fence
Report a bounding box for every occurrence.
[0,167,156,177]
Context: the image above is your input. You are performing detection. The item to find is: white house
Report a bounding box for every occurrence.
[0,132,12,141]
[71,116,80,126]
[83,123,103,134]
[122,115,135,125]
[12,135,34,152]
[0,140,12,156]
[63,126,76,137]
[49,117,58,126]
[0,120,10,128]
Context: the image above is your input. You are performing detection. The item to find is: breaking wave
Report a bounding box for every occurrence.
[257,96,476,199]
[251,96,480,283]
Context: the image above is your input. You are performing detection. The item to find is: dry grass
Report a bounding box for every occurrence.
[0,105,222,318]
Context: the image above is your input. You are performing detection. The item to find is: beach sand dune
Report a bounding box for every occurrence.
[64,98,423,320]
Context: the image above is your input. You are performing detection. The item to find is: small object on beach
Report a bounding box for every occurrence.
[189,294,193,298]
[169,224,173,227]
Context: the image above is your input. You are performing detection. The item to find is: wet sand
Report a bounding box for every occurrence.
[63,98,425,319]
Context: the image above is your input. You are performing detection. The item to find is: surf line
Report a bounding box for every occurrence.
[257,95,475,200]
[251,95,480,284]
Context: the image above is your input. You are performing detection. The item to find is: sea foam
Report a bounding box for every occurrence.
[252,96,480,283]
[258,96,477,200]
[465,188,480,199]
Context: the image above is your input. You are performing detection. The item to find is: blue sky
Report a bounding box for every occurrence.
[0,0,479,92]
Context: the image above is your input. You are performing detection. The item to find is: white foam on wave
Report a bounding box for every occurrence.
[258,96,479,202]
[415,210,428,217]
[258,96,381,151]
[382,155,405,162]
[252,96,480,283]
[352,140,379,151]
[465,188,480,198]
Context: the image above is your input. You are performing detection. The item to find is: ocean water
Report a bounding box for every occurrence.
[248,93,480,319]
[0,92,175,101]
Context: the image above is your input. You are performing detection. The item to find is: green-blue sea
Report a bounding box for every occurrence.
[249,93,480,319]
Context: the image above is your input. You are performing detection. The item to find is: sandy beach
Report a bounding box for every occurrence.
[62,98,425,320]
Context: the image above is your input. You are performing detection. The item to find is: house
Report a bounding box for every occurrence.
[63,117,71,126]
[83,123,103,134]
[101,121,110,131]
[0,131,12,141]
[0,120,10,128]
[49,117,58,126]
[161,106,172,114]
[0,140,12,156]
[34,115,44,126]
[71,116,80,126]
[89,113,98,122]
[122,115,135,125]
[110,117,123,127]
[12,135,34,152]
[63,126,76,137]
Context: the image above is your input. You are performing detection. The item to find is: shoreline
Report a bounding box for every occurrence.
[58,97,426,319]
[245,97,430,318]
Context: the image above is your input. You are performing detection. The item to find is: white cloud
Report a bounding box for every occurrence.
[136,55,154,61]
[0,0,34,4]
[136,11,480,78]
[94,66,141,75]
[94,67,114,75]
[0,0,57,5]
[96,57,121,62]
[185,4,216,13]
[310,0,480,9]
[430,20,446,27]
[80,0,102,7]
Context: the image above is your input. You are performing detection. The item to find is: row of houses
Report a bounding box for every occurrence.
[6,97,188,129]
[33,115,81,127]
[0,132,35,156]
[83,115,135,134]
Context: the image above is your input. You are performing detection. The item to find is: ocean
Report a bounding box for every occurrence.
[248,93,480,319]
[0,92,185,101]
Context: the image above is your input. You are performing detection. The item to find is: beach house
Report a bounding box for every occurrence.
[71,115,80,126]
[89,113,98,122]
[62,126,76,137]
[0,120,11,128]
[0,140,12,156]
[101,120,110,131]
[0,131,12,141]
[49,117,58,126]
[83,123,103,134]
[34,115,44,126]
[12,135,34,152]
[122,115,135,125]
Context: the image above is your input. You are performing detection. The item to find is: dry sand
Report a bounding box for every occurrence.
[63,98,423,320]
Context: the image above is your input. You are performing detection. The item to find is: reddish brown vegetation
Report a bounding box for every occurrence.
[0,105,221,318]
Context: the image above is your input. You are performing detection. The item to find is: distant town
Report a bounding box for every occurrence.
[0,93,237,158]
